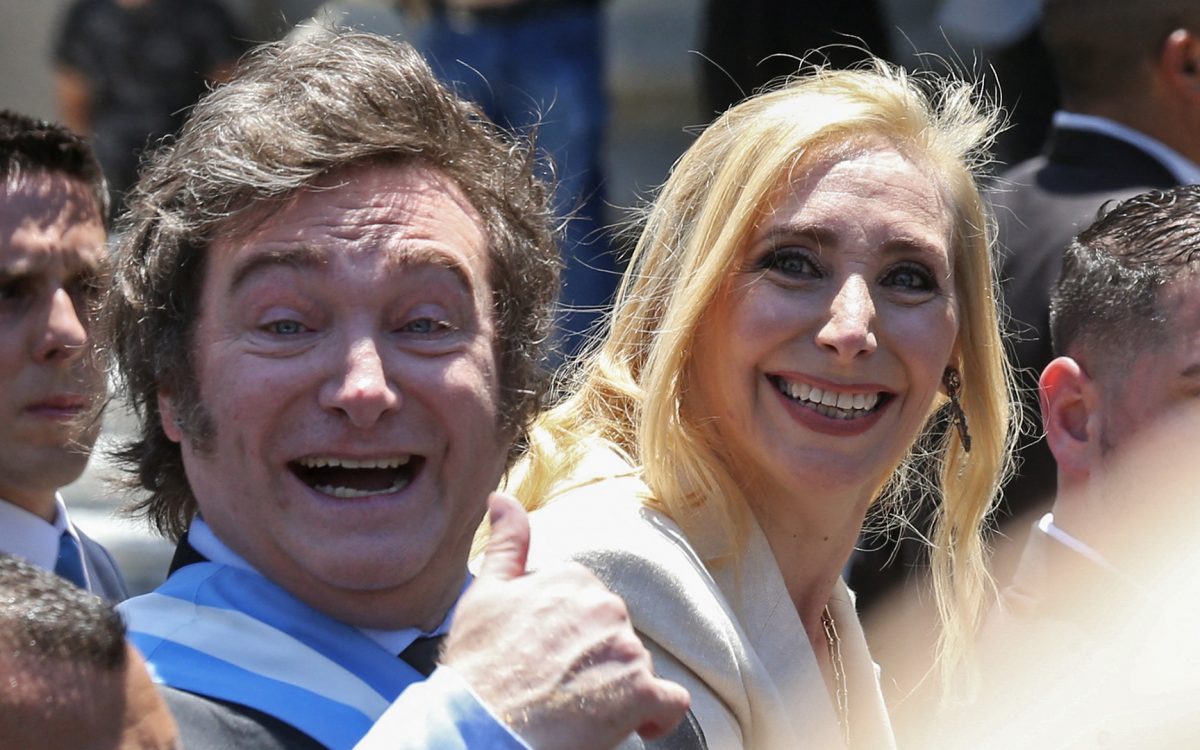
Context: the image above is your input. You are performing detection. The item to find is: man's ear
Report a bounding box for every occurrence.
[1160,28,1200,97]
[158,391,183,444]
[1039,357,1100,478]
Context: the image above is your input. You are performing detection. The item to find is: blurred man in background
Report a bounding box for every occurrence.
[53,0,245,211]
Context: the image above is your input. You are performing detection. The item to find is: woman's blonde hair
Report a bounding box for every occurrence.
[509,61,1017,689]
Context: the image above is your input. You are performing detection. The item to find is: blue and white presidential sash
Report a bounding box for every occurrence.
[120,562,423,749]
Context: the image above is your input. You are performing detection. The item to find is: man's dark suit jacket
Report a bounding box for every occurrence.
[79,527,130,601]
[991,125,1178,528]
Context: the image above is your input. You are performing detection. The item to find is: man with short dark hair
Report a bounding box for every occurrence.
[960,185,1200,748]
[993,0,1200,522]
[0,110,127,601]
[1008,185,1200,615]
[109,30,688,749]
[0,553,178,749]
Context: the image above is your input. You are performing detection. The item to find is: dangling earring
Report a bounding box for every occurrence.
[943,366,971,453]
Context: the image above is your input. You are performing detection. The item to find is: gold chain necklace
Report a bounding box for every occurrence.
[821,605,850,747]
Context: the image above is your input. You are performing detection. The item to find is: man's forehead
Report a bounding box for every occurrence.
[0,172,104,261]
[212,162,489,289]
[226,161,483,236]
[0,171,100,224]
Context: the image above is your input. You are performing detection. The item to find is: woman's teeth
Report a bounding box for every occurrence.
[773,377,881,419]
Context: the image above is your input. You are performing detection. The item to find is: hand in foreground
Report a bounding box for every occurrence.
[443,493,690,749]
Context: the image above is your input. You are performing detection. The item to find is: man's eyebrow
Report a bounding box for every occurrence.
[378,246,473,291]
[0,250,102,281]
[228,246,330,293]
[0,264,29,282]
[1181,362,1200,380]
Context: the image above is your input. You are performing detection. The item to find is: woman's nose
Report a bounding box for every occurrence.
[815,275,877,362]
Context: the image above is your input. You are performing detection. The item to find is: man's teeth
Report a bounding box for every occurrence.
[296,456,411,469]
[776,379,880,417]
[293,456,414,498]
[313,480,410,499]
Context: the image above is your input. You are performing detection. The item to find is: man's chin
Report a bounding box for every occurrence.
[9,448,91,494]
[273,549,455,622]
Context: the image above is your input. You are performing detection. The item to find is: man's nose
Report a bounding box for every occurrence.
[33,288,89,363]
[815,275,877,362]
[319,337,401,428]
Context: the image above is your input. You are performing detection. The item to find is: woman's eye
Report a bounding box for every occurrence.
[265,319,308,335]
[759,247,820,277]
[882,263,936,291]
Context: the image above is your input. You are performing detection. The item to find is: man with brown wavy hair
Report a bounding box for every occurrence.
[108,30,688,750]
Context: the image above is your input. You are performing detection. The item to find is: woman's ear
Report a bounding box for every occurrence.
[158,390,183,443]
[1039,357,1100,479]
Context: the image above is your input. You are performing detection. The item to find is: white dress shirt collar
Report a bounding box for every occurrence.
[1054,111,1200,184]
[187,516,463,654]
[1037,511,1118,574]
[0,494,88,586]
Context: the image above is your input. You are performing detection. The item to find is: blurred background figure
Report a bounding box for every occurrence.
[905,187,1200,748]
[936,0,1057,167]
[699,0,893,117]
[52,0,246,213]
[998,185,1200,654]
[405,0,615,361]
[991,0,1200,566]
[0,553,179,750]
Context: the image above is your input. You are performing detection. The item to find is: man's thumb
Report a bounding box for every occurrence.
[476,492,530,581]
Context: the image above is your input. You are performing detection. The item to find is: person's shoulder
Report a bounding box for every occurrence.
[526,444,695,575]
[162,687,326,750]
[524,444,740,659]
[75,527,131,601]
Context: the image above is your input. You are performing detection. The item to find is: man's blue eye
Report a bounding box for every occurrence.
[267,320,307,335]
[404,318,445,334]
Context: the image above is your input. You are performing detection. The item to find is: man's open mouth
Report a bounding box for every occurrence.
[768,375,891,420]
[289,456,423,499]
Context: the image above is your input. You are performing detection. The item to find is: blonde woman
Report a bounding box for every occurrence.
[508,63,1016,749]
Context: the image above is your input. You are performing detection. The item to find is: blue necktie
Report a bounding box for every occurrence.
[54,531,88,590]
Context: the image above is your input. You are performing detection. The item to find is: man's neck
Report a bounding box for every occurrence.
[1066,97,1200,166]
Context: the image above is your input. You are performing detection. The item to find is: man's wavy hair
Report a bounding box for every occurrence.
[101,30,559,541]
